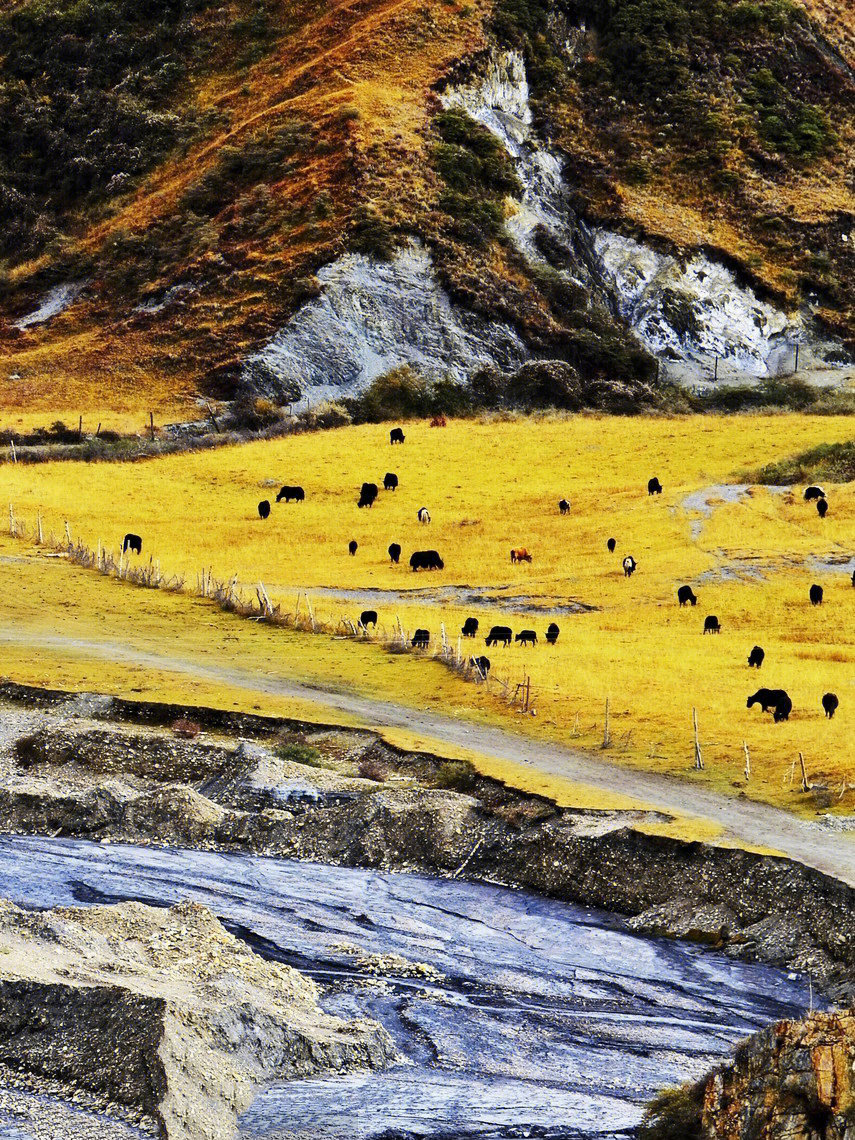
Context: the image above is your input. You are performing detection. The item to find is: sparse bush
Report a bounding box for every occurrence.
[172,719,201,739]
[750,439,855,484]
[351,207,396,260]
[298,401,352,430]
[357,756,391,782]
[431,759,480,792]
[352,366,432,420]
[638,1083,704,1140]
[432,108,518,247]
[275,741,324,767]
[228,395,287,432]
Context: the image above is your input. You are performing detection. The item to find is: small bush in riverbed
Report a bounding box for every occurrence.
[172,718,201,739]
[430,759,480,792]
[357,755,392,782]
[275,742,324,768]
[638,1083,704,1140]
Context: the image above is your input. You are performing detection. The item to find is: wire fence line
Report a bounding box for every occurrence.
[10,505,831,786]
[7,505,537,713]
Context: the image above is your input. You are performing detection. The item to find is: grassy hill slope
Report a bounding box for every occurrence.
[0,0,851,414]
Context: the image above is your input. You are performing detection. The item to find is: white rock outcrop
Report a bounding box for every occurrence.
[246,239,528,405]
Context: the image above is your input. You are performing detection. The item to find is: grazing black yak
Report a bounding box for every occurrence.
[410,550,444,571]
[810,584,823,606]
[358,482,379,508]
[607,538,616,553]
[384,473,398,491]
[804,486,825,501]
[462,617,479,638]
[515,630,537,646]
[276,486,305,503]
[546,622,559,644]
[558,499,570,515]
[348,540,358,556]
[647,477,662,495]
[817,498,828,518]
[486,625,513,647]
[822,692,839,719]
[258,500,271,519]
[390,427,405,444]
[748,646,765,668]
[123,533,142,554]
[388,543,401,564]
[412,629,430,648]
[417,507,431,524]
[703,615,721,634]
[360,610,378,629]
[747,688,792,722]
[677,585,697,607]
[470,655,490,675]
[622,556,636,577]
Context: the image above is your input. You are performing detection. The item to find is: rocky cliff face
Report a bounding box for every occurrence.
[642,1011,855,1140]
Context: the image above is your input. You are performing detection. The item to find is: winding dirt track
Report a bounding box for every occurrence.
[2,628,853,887]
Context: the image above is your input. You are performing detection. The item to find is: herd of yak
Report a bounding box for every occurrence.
[121,429,844,728]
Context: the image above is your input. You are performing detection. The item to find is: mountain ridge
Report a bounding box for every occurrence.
[0,0,852,414]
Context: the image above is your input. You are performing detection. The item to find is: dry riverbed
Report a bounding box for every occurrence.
[0,682,852,1139]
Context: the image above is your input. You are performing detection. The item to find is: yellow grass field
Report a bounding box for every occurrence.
[1,413,852,814]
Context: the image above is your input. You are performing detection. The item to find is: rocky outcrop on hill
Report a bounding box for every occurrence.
[641,1010,855,1139]
[0,897,395,1140]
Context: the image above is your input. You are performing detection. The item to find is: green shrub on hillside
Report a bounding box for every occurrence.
[431,109,519,247]
[0,0,207,259]
[750,439,855,484]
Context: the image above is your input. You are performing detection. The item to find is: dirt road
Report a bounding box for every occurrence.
[2,628,853,886]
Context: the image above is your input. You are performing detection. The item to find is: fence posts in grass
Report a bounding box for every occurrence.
[601,697,611,748]
[305,593,316,633]
[9,440,16,465]
[692,707,704,770]
[799,751,809,792]
[743,740,751,782]
[256,582,273,617]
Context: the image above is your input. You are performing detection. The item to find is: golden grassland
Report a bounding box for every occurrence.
[1,414,853,816]
[0,534,686,822]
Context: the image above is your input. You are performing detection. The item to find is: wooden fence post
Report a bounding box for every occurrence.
[37,513,43,544]
[743,740,750,782]
[692,707,704,770]
[799,751,809,792]
[601,697,611,748]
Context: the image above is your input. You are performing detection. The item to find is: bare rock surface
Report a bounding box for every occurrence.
[0,898,395,1140]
